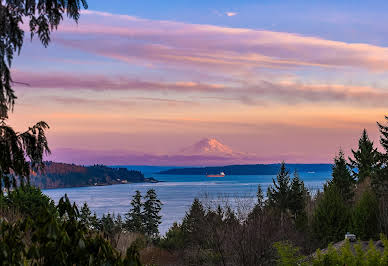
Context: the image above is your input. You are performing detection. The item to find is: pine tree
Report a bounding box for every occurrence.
[267,162,291,211]
[289,171,307,229]
[125,190,144,233]
[142,189,162,238]
[348,129,381,183]
[182,198,206,245]
[377,116,388,154]
[79,202,92,228]
[267,162,291,228]
[351,189,379,240]
[331,149,355,203]
[257,184,265,210]
[312,184,351,246]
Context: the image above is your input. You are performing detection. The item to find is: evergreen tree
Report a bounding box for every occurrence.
[289,171,307,229]
[312,184,351,246]
[79,202,92,228]
[0,0,87,192]
[125,190,144,233]
[331,149,355,203]
[267,162,291,228]
[181,198,206,245]
[377,115,388,154]
[257,184,265,210]
[351,189,379,240]
[349,129,381,183]
[142,188,162,238]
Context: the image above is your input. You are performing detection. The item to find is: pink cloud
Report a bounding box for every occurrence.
[50,10,388,72]
[12,70,388,107]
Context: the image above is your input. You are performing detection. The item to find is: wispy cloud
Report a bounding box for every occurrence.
[225,12,238,17]
[52,10,388,73]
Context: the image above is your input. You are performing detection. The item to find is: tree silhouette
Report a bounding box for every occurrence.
[0,0,87,191]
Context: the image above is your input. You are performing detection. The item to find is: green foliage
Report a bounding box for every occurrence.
[0,192,143,265]
[274,241,307,266]
[0,121,50,191]
[125,189,162,239]
[349,129,381,183]
[377,116,388,154]
[312,184,351,246]
[142,188,162,238]
[352,189,380,240]
[181,198,206,240]
[277,236,388,266]
[267,162,291,212]
[267,163,308,229]
[3,185,56,219]
[159,222,185,250]
[331,149,355,202]
[289,172,308,229]
[125,190,144,233]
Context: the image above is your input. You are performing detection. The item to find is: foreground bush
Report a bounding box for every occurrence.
[0,187,142,265]
[275,235,388,265]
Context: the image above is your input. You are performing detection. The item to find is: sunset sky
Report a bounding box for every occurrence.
[8,0,388,165]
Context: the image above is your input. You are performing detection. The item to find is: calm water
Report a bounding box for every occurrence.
[43,167,331,235]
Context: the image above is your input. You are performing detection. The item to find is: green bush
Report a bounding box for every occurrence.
[352,189,380,240]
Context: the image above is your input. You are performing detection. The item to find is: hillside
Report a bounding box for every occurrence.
[158,163,332,175]
[31,162,156,189]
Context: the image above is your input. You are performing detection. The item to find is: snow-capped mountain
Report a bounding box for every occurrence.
[180,138,236,156]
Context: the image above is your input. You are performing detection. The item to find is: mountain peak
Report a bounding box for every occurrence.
[180,138,234,156]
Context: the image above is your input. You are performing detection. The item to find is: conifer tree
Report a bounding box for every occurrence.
[348,129,381,183]
[0,0,87,192]
[257,184,265,210]
[351,189,379,240]
[267,162,291,229]
[182,198,206,245]
[312,184,351,246]
[331,149,355,203]
[79,202,92,228]
[289,171,307,228]
[125,190,144,233]
[377,116,388,154]
[142,188,162,238]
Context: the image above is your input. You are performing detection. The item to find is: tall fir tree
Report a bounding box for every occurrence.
[331,149,355,203]
[312,184,351,246]
[142,188,162,238]
[267,162,291,229]
[181,198,206,245]
[125,190,144,233]
[289,171,308,229]
[79,202,92,228]
[348,129,381,183]
[377,115,388,154]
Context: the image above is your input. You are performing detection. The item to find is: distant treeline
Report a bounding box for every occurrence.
[31,162,149,189]
[159,163,332,175]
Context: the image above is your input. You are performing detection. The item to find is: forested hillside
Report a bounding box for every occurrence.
[31,162,151,189]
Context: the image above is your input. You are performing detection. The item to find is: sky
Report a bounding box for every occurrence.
[7,0,388,165]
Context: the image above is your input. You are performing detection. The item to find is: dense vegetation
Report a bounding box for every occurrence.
[159,163,332,175]
[31,162,150,189]
[154,116,388,265]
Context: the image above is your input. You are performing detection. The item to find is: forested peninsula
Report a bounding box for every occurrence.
[159,163,332,175]
[30,162,156,189]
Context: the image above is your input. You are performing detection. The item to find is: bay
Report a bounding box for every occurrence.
[43,167,331,235]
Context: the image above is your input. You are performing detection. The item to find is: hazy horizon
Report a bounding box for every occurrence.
[8,0,388,165]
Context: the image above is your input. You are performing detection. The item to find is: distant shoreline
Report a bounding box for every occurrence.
[158,163,333,175]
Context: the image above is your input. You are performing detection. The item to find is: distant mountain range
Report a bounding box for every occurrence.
[30,162,156,189]
[158,163,333,175]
